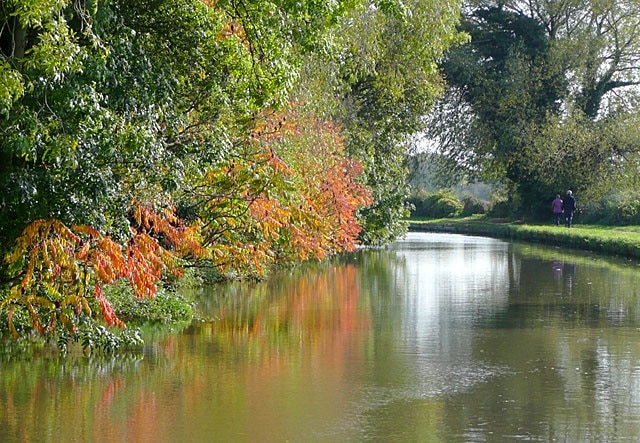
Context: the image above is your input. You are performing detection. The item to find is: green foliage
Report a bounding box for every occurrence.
[293,0,466,245]
[58,324,144,355]
[428,0,640,219]
[579,192,640,226]
[108,286,194,325]
[461,194,487,216]
[522,111,640,220]
[0,280,191,353]
[408,190,464,219]
[486,200,517,219]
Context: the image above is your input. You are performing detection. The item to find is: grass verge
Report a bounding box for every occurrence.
[409,215,640,260]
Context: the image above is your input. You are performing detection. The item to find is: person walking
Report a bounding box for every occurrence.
[563,190,576,228]
[552,194,563,226]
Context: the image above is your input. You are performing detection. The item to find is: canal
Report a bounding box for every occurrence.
[2,232,640,442]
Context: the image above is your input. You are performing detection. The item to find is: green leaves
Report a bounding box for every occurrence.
[9,0,69,27]
[23,17,85,83]
[0,62,24,112]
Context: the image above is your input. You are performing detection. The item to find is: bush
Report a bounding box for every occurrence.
[580,193,640,225]
[486,200,508,218]
[408,190,463,218]
[461,194,487,216]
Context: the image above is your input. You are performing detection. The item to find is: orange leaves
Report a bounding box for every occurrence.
[258,108,373,259]
[131,204,206,259]
[95,284,124,328]
[194,105,373,276]
[219,19,246,41]
[2,204,204,336]
[127,233,170,299]
[94,237,127,284]
[196,141,298,276]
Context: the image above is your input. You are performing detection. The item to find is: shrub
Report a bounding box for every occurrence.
[408,190,463,218]
[461,194,487,216]
[486,199,513,218]
[580,193,640,225]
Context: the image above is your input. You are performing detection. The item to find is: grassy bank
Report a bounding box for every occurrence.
[409,215,640,260]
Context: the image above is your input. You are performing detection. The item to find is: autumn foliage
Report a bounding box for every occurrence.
[2,106,373,337]
[197,107,372,275]
[2,206,203,336]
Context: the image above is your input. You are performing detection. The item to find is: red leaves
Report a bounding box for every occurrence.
[2,204,204,335]
[95,284,124,328]
[195,105,373,275]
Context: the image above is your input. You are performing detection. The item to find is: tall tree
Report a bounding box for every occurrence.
[432,6,565,214]
[294,0,466,244]
[428,0,640,216]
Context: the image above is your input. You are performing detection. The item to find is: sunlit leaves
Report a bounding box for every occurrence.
[9,0,69,28]
[23,17,86,83]
[2,205,203,336]
[0,62,24,112]
[188,106,372,277]
[273,110,373,257]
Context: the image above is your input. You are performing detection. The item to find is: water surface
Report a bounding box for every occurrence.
[3,232,640,442]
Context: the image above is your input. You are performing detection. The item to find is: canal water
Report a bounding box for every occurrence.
[2,232,640,442]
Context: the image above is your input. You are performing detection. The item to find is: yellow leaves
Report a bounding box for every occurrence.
[61,295,82,311]
[60,312,75,334]
[73,224,101,238]
[7,307,18,339]
[32,295,55,310]
[219,19,247,42]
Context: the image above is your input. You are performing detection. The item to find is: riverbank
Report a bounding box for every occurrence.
[409,216,640,260]
[4,217,640,352]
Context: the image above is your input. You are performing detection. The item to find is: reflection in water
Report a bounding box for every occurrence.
[3,232,640,442]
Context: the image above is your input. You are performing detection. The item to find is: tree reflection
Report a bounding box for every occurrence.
[4,235,640,442]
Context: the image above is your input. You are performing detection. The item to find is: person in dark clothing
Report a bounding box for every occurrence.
[563,190,576,227]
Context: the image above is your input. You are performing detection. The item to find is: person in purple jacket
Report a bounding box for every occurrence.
[552,194,563,226]
[563,190,577,227]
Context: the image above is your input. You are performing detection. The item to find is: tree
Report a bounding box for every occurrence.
[508,0,640,118]
[432,6,565,215]
[293,0,466,244]
[428,0,640,217]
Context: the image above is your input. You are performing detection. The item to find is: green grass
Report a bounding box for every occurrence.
[409,215,640,260]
